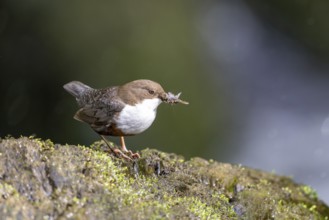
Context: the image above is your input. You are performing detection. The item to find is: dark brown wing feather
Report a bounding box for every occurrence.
[73,87,125,134]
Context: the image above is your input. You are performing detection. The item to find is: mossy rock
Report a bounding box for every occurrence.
[0,137,328,219]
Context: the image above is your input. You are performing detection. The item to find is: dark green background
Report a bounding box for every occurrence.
[1,0,329,160]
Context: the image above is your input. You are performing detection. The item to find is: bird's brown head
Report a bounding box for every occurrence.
[118,79,167,105]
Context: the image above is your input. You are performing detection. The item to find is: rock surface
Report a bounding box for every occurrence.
[0,137,328,219]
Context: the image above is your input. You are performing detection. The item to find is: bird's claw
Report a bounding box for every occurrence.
[110,148,140,161]
[112,148,133,161]
[124,150,141,159]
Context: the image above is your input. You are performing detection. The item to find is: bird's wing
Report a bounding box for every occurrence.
[74,87,124,126]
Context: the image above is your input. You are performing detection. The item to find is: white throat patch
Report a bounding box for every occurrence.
[115,98,162,135]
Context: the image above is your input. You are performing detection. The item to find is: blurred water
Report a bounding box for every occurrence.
[200,0,329,205]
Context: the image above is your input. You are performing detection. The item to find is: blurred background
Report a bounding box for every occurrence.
[1,0,329,204]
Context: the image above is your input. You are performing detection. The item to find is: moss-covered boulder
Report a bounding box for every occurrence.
[0,137,328,219]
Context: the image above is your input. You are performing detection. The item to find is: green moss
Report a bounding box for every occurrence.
[0,183,18,199]
[300,185,318,200]
[0,137,328,219]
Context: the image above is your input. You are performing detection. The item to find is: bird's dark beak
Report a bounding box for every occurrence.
[159,92,168,102]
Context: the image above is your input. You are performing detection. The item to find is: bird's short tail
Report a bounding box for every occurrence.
[63,81,92,98]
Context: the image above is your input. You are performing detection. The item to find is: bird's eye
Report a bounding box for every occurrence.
[148,90,155,95]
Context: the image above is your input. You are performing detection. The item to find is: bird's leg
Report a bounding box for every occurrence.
[120,136,128,152]
[120,136,140,159]
[99,135,132,161]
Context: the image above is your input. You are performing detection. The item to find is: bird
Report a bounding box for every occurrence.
[63,79,188,160]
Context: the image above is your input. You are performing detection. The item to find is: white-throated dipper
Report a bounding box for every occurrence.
[64,79,188,160]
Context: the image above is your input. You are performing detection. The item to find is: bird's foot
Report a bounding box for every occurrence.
[111,148,134,161]
[124,150,140,159]
[99,135,138,161]
[104,146,140,161]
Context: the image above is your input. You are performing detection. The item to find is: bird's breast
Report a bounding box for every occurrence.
[114,98,161,135]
